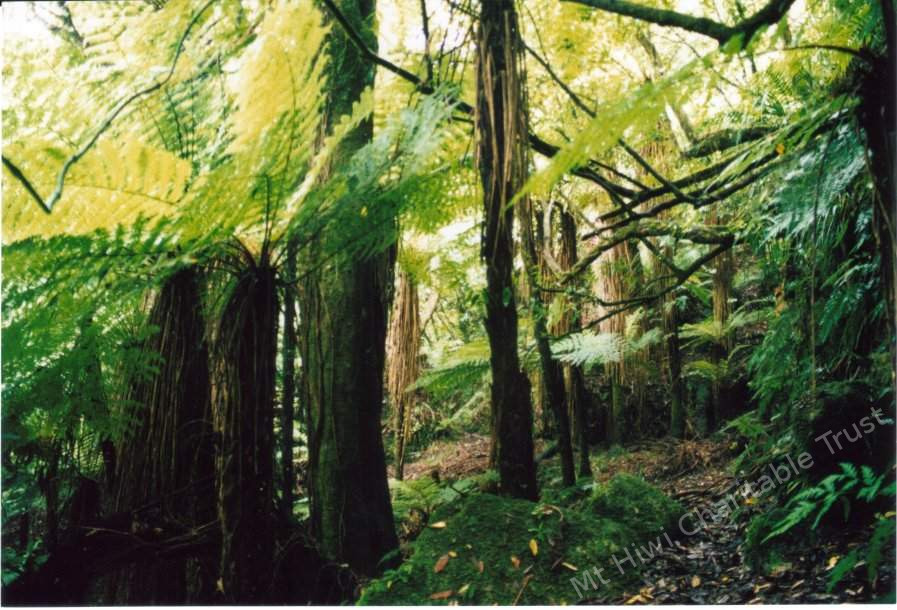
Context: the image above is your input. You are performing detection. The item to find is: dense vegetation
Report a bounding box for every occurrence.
[1,0,894,604]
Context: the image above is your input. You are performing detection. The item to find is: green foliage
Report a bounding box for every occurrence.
[827,515,896,592]
[551,331,623,367]
[764,463,896,542]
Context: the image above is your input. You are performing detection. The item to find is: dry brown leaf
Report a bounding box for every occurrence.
[429,590,453,600]
[448,550,458,558]
[458,584,470,596]
[430,521,447,529]
[434,554,450,573]
[561,561,578,571]
[690,575,701,588]
[624,594,645,605]
[529,539,538,556]
[510,555,521,569]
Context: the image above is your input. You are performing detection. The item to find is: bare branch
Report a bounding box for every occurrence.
[563,0,797,46]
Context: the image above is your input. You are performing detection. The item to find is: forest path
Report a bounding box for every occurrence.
[589,439,894,604]
[397,436,893,603]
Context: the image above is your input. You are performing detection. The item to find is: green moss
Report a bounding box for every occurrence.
[588,474,684,540]
[360,492,640,605]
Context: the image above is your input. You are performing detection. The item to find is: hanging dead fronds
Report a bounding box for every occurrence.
[387,271,421,481]
[109,267,216,603]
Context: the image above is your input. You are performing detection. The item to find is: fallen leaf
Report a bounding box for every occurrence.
[434,554,450,573]
[561,562,578,571]
[624,594,645,604]
[529,539,539,557]
[430,521,447,529]
[826,555,839,570]
[448,550,458,558]
[477,560,485,573]
[691,575,701,588]
[216,578,224,594]
[510,555,521,569]
[429,590,453,600]
[458,584,470,595]
[790,579,805,590]
[775,142,785,155]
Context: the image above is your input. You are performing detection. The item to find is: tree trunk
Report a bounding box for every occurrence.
[520,201,575,487]
[281,240,297,521]
[860,1,896,360]
[556,209,592,476]
[664,286,686,438]
[297,0,398,576]
[476,0,538,500]
[387,270,421,481]
[215,263,278,603]
[709,210,733,432]
[108,268,216,604]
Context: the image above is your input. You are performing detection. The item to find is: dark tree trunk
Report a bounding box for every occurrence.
[860,0,896,354]
[662,247,686,438]
[109,268,216,604]
[520,201,575,487]
[476,0,538,500]
[216,263,279,603]
[557,209,593,477]
[709,210,732,432]
[281,240,297,521]
[297,0,398,576]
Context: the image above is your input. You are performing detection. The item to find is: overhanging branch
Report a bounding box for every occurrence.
[562,0,797,45]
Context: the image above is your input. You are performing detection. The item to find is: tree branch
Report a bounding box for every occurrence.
[563,0,797,45]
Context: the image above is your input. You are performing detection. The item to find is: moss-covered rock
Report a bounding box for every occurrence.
[360,492,637,605]
[588,474,684,540]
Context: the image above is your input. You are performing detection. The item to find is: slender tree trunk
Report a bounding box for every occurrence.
[281,240,297,521]
[215,262,278,603]
[709,210,733,432]
[387,270,421,481]
[664,281,686,438]
[476,0,537,500]
[297,0,398,575]
[520,201,575,487]
[555,209,592,476]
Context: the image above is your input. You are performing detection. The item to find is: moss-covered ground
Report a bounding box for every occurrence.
[360,474,683,605]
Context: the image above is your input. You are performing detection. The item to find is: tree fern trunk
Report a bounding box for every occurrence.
[476,0,538,500]
[387,270,421,482]
[215,263,278,603]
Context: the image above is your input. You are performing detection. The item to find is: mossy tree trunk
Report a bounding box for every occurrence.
[663,269,685,439]
[476,0,538,500]
[297,0,398,576]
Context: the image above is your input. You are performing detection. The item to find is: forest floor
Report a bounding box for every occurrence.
[399,434,895,604]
